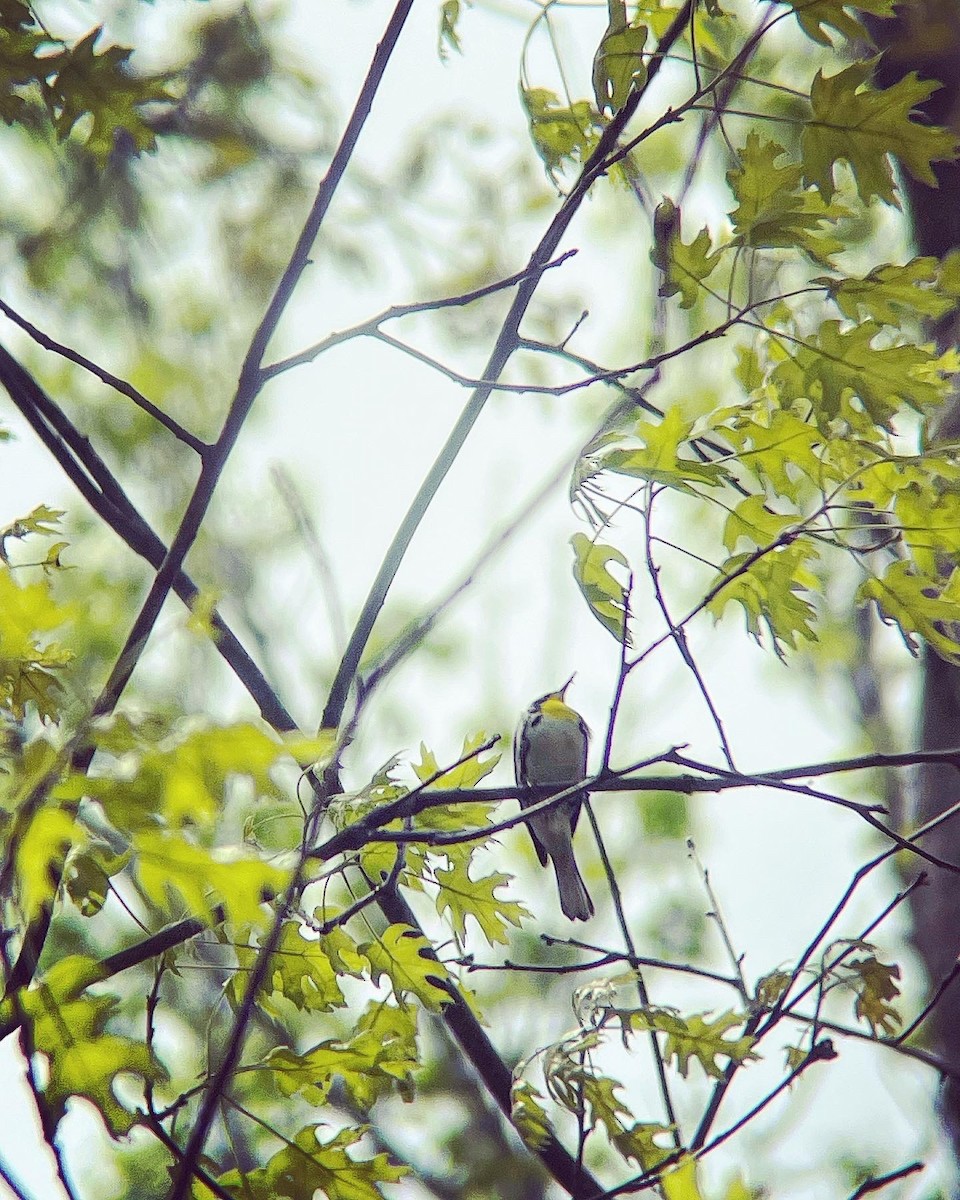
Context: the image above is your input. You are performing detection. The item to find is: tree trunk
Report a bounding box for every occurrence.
[870,2,960,1162]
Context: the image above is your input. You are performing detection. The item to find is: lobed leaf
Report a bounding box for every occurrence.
[817,257,956,325]
[511,1078,555,1150]
[728,133,845,262]
[801,61,958,205]
[433,859,530,946]
[600,407,729,494]
[775,0,897,46]
[857,560,960,663]
[571,532,630,643]
[848,954,902,1035]
[265,1000,419,1109]
[217,1124,407,1200]
[362,923,452,1011]
[707,541,821,656]
[650,198,722,307]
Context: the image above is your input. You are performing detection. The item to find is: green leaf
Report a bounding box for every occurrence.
[707,541,821,656]
[638,1009,757,1079]
[600,407,729,493]
[802,61,959,204]
[771,321,954,435]
[50,27,175,163]
[857,560,960,663]
[64,844,129,917]
[817,257,955,324]
[610,1121,675,1170]
[17,805,79,919]
[362,924,452,1011]
[847,955,902,1035]
[434,859,529,946]
[217,1124,407,1200]
[511,1079,555,1150]
[413,732,501,790]
[0,565,75,721]
[592,17,648,115]
[262,922,352,1012]
[73,719,310,835]
[713,404,825,502]
[133,829,288,928]
[662,1156,705,1200]
[728,133,844,262]
[582,1072,634,1138]
[521,87,602,180]
[317,923,369,977]
[891,479,960,576]
[722,495,796,553]
[0,504,66,559]
[26,976,163,1136]
[404,736,500,846]
[264,1000,419,1109]
[650,198,722,307]
[775,0,897,46]
[571,532,630,643]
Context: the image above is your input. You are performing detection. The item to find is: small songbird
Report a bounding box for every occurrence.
[514,677,594,921]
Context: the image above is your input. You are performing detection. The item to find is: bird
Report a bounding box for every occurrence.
[514,677,594,921]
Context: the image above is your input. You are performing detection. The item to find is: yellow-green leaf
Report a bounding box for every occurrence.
[571,532,630,643]
[433,859,529,946]
[601,407,729,493]
[511,1078,555,1150]
[362,923,451,1011]
[651,198,722,307]
[593,17,648,115]
[662,1155,704,1200]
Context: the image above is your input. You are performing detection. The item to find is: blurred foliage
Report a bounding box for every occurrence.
[0,1,956,1198]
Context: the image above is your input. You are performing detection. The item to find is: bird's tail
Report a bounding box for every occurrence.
[551,842,594,922]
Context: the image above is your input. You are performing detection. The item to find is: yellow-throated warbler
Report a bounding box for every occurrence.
[514,677,594,921]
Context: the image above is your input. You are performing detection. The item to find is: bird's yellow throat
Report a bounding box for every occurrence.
[539,696,579,722]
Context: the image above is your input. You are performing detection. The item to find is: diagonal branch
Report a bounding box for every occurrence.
[0,298,208,455]
[321,0,697,734]
[0,343,298,734]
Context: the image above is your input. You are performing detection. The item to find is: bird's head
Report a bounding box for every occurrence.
[536,674,579,722]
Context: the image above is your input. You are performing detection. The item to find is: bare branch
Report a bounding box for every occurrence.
[0,298,209,455]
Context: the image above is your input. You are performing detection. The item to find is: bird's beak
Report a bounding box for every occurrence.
[559,673,576,698]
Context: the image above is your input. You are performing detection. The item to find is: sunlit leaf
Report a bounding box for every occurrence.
[217,1124,407,1200]
[433,859,530,946]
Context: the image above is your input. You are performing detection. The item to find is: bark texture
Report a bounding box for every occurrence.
[870,1,960,1160]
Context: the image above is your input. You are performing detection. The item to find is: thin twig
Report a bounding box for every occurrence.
[263,250,578,379]
[0,1154,33,1200]
[583,798,682,1146]
[896,960,960,1045]
[0,298,209,455]
[271,465,348,653]
[0,344,298,734]
[643,490,735,768]
[846,1162,924,1200]
[688,840,749,1001]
